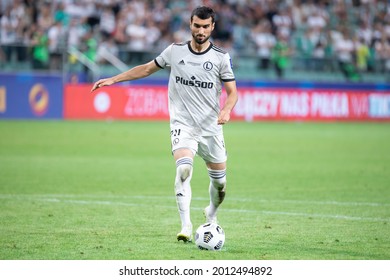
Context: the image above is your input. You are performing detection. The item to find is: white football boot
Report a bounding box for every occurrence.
[177,223,192,242]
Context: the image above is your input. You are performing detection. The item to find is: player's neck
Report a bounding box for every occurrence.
[190,40,211,53]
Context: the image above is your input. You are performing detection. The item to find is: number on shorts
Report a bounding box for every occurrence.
[170,129,181,137]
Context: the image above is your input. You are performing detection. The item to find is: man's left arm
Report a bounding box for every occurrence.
[218,80,238,125]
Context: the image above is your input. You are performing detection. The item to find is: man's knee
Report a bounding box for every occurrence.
[177,163,192,182]
[175,157,193,190]
[208,169,226,190]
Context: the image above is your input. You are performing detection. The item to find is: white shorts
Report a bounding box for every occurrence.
[170,127,227,163]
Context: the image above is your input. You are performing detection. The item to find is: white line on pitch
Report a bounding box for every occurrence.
[0,193,388,207]
[1,195,388,223]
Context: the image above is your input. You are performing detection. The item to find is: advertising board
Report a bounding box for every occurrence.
[64,84,390,121]
[0,73,63,119]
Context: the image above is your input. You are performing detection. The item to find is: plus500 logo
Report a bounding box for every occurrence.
[175,76,214,89]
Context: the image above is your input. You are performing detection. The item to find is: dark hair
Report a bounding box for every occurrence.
[191,6,216,23]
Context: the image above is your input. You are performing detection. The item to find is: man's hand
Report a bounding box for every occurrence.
[217,109,231,125]
[90,78,115,92]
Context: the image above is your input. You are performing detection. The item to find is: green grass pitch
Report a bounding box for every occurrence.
[0,120,389,260]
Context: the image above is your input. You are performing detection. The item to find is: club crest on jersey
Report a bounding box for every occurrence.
[203,61,213,71]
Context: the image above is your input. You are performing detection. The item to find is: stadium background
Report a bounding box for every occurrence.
[1,1,390,264]
[0,0,389,120]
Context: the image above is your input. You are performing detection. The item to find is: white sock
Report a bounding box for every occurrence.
[207,169,227,218]
[175,157,193,227]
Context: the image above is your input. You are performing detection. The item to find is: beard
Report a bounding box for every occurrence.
[192,33,210,45]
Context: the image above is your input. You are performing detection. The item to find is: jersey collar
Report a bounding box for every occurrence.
[187,41,213,55]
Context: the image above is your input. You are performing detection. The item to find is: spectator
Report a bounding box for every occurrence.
[321,29,336,71]
[37,2,53,32]
[300,0,319,22]
[251,20,276,70]
[126,16,147,52]
[355,36,371,73]
[334,29,359,81]
[295,28,315,70]
[312,38,327,71]
[144,17,161,50]
[65,0,94,19]
[231,16,250,52]
[289,0,305,28]
[83,29,98,64]
[0,0,30,63]
[53,2,69,27]
[356,19,373,46]
[67,17,89,49]
[80,29,97,82]
[173,22,190,43]
[96,36,119,64]
[0,5,17,62]
[212,2,234,42]
[306,7,327,34]
[47,20,66,70]
[30,24,49,70]
[374,34,390,74]
[372,21,384,46]
[112,10,128,45]
[99,5,116,38]
[150,0,171,26]
[272,32,293,79]
[272,7,293,38]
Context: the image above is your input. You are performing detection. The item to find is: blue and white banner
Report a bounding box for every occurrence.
[0,73,63,119]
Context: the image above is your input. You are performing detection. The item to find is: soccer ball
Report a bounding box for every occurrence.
[195,223,225,250]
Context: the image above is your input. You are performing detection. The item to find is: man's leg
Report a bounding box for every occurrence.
[204,162,227,224]
[174,148,194,242]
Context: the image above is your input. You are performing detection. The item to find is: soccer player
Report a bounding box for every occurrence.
[91,6,238,242]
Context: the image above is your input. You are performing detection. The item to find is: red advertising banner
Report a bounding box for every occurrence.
[231,88,372,121]
[64,84,390,121]
[65,84,169,120]
[232,88,390,121]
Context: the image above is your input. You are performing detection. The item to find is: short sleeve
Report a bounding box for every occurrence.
[220,53,235,82]
[154,44,173,69]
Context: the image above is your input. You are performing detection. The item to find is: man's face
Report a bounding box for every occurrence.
[190,16,215,45]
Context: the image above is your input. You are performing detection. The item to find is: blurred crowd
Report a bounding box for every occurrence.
[1,0,390,80]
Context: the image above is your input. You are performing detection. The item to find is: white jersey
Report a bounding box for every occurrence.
[154,41,235,136]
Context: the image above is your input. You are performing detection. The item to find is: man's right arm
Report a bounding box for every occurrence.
[91,60,161,92]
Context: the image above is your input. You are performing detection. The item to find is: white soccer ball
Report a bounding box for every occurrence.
[195,223,225,250]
